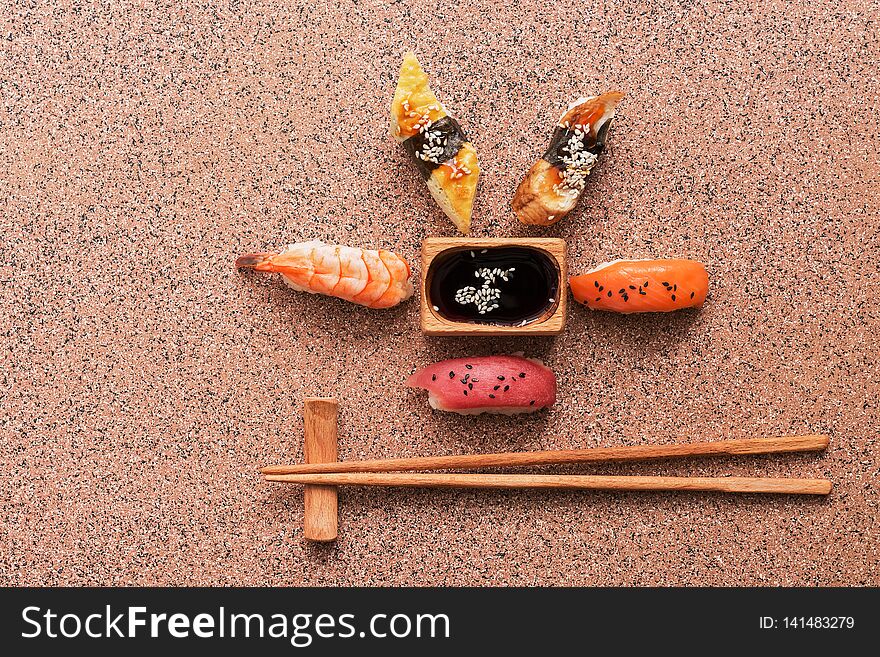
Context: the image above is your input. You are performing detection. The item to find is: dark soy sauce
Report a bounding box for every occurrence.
[428,247,559,325]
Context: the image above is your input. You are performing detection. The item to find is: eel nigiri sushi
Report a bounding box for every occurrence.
[407,355,556,415]
[569,259,708,313]
[390,52,480,234]
[236,240,414,309]
[513,92,624,226]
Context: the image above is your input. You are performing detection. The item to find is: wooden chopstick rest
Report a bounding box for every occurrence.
[302,398,338,542]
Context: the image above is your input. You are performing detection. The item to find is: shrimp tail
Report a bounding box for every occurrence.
[235,252,277,271]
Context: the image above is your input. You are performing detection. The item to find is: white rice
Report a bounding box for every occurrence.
[427,392,543,415]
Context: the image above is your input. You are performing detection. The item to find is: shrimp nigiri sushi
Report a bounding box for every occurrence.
[569,259,708,314]
[236,241,414,309]
[407,355,556,415]
[513,92,624,226]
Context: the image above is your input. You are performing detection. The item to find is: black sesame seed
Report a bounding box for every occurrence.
[432,374,436,381]
[599,286,604,291]
[504,385,510,391]
[644,281,649,287]
[471,378,479,382]
[671,294,676,301]
[594,280,599,288]
[519,372,526,378]
[619,288,625,294]
[595,297,601,301]
[674,284,677,291]
[468,383,473,390]
[690,292,695,299]
[449,371,455,378]
[493,385,500,391]
[607,291,612,297]
[465,364,473,369]
[497,376,505,381]
[662,282,669,286]
[629,285,636,290]
[489,394,495,399]
[463,390,468,396]
[529,400,536,406]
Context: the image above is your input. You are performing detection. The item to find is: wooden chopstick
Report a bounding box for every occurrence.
[260,434,829,475]
[263,472,832,495]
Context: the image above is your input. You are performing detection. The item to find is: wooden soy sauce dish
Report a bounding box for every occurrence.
[420,237,567,336]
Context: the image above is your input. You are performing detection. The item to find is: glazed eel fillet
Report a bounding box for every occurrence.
[513,92,623,226]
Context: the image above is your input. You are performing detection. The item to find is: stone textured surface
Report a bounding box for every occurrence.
[1,0,878,586]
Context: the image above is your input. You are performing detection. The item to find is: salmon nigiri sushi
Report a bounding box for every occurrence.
[236,240,414,309]
[570,259,708,313]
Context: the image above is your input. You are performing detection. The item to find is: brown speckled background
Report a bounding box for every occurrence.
[2,0,878,586]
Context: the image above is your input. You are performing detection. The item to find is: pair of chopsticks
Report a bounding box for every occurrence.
[261,434,832,495]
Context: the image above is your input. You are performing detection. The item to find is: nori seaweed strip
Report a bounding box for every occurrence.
[543,119,612,169]
[402,116,468,180]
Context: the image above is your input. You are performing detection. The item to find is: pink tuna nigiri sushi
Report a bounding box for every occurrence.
[406,355,556,415]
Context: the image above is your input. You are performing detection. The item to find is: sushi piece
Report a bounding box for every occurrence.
[390,52,480,234]
[569,259,708,314]
[406,355,556,415]
[236,241,414,309]
[513,92,624,226]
